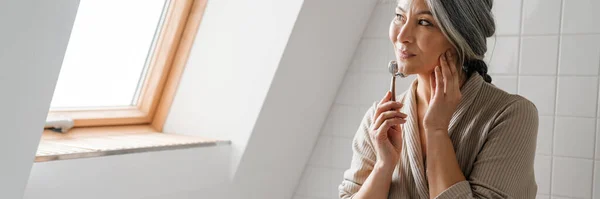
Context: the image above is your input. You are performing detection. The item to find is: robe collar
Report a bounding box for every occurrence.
[397,72,485,197]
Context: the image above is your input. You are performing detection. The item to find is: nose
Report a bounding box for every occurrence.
[397,22,414,44]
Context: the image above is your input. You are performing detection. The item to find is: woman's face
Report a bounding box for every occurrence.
[389,0,455,76]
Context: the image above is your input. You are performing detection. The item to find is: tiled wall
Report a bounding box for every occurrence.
[293,0,600,199]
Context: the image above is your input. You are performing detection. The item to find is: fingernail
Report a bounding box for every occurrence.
[441,55,446,60]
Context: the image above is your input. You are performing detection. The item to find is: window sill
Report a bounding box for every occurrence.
[35,125,230,162]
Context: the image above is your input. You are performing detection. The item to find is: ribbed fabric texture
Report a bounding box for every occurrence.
[338,73,539,199]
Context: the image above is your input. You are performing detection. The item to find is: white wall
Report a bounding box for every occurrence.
[294,0,600,199]
[25,145,231,199]
[164,0,375,197]
[0,0,79,198]
[163,0,304,177]
[24,0,376,198]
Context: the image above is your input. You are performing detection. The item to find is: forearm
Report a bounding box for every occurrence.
[352,162,396,199]
[426,130,466,198]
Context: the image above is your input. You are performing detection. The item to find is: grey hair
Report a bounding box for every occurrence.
[421,0,496,83]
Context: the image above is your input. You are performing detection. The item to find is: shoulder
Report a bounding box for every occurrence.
[478,83,539,134]
[479,82,538,117]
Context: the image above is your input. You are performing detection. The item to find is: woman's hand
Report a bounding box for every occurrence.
[370,91,407,168]
[423,50,462,134]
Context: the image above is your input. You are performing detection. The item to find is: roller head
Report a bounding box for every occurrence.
[388,60,406,78]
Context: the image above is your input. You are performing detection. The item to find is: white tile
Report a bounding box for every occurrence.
[598,95,600,124]
[321,116,334,136]
[558,35,600,76]
[493,0,523,35]
[519,36,559,75]
[521,0,561,35]
[335,72,414,106]
[536,195,549,199]
[296,167,331,198]
[293,196,329,199]
[296,167,345,198]
[551,197,575,199]
[349,38,394,73]
[332,137,354,169]
[556,77,598,117]
[534,155,551,194]
[491,76,517,94]
[595,161,600,199]
[335,72,388,106]
[363,2,395,38]
[309,136,333,167]
[292,196,317,199]
[536,116,553,155]
[596,119,600,160]
[518,76,556,116]
[552,157,593,198]
[322,104,369,138]
[487,37,519,75]
[378,0,396,3]
[562,0,600,34]
[484,37,496,64]
[308,136,354,169]
[554,117,595,158]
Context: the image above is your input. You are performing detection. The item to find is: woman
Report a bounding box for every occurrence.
[338,0,539,198]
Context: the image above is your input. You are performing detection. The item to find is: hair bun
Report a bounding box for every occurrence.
[484,0,493,11]
[484,26,495,38]
[463,59,492,83]
[483,0,495,37]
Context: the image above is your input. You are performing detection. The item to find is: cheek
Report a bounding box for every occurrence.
[389,22,399,44]
[417,35,448,67]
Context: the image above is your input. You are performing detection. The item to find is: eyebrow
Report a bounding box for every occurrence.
[397,7,433,15]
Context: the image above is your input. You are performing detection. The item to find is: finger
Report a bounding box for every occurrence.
[374,110,407,130]
[434,66,444,99]
[375,101,404,119]
[380,101,404,110]
[376,120,393,142]
[447,51,458,77]
[389,119,405,130]
[388,124,403,148]
[376,109,408,123]
[388,110,408,118]
[379,91,391,105]
[375,91,392,118]
[389,124,403,135]
[430,70,436,101]
[374,110,407,129]
[446,51,459,94]
[440,54,451,94]
[377,118,406,141]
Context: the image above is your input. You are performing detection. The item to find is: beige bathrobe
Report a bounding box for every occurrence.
[338,73,539,199]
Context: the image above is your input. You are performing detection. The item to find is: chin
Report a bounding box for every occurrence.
[396,62,418,75]
[397,60,435,76]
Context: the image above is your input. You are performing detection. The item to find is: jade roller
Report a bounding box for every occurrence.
[387,60,406,101]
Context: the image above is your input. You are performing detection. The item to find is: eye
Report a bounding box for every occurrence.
[395,13,405,23]
[418,19,432,26]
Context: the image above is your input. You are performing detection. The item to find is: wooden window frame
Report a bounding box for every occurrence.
[47,0,207,132]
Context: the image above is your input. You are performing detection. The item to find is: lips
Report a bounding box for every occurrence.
[398,50,416,59]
